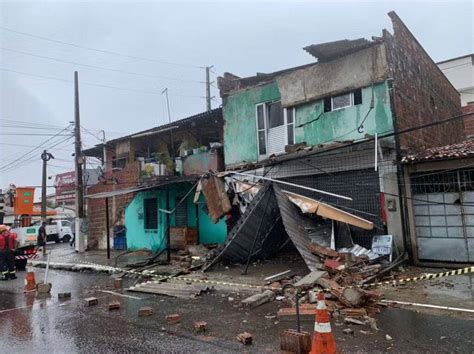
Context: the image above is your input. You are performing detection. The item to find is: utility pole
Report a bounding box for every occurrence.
[41,150,53,257]
[74,71,85,253]
[205,65,214,112]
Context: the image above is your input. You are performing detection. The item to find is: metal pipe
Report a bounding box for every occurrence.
[105,197,111,259]
[242,189,272,275]
[229,171,352,201]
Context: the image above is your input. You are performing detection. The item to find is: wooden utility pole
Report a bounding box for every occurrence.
[41,150,53,257]
[74,71,85,253]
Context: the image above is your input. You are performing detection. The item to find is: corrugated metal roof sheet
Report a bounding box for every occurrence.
[203,183,286,270]
[274,185,325,272]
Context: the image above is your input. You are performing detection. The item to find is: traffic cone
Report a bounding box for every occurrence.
[24,263,36,293]
[311,292,337,354]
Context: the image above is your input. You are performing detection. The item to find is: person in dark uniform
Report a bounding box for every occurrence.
[37,221,47,255]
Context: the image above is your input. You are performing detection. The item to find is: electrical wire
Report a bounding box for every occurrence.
[0,47,205,84]
[0,126,72,171]
[0,26,205,69]
[1,67,207,99]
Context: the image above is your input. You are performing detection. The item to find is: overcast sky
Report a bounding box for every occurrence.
[0,0,473,198]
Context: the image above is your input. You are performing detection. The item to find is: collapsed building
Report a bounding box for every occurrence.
[83,11,469,269]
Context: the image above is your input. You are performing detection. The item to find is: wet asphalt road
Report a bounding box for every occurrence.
[1,267,473,353]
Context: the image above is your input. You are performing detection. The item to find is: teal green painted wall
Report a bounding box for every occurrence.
[222,81,393,165]
[294,82,393,145]
[223,82,281,165]
[125,190,167,252]
[125,184,227,251]
[197,194,227,244]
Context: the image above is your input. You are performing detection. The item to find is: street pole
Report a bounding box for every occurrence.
[205,66,212,112]
[41,150,53,257]
[161,88,175,158]
[74,71,85,253]
[105,197,110,259]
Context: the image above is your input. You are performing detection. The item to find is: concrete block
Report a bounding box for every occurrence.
[138,306,153,317]
[85,297,98,306]
[166,314,181,324]
[108,301,121,310]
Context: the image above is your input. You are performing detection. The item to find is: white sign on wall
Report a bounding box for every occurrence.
[372,235,393,262]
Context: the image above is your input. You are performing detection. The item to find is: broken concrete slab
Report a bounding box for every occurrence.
[241,290,275,308]
[295,270,328,288]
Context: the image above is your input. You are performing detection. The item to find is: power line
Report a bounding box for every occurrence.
[0,126,72,171]
[0,26,205,69]
[0,142,72,151]
[1,67,207,98]
[1,47,205,84]
[0,118,65,129]
[0,133,72,136]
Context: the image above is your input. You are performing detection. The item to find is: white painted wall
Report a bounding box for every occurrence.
[438,55,474,106]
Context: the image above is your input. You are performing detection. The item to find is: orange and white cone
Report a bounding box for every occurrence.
[311,292,337,354]
[24,263,36,293]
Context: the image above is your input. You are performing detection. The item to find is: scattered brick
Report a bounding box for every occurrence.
[108,301,121,310]
[138,306,153,317]
[58,292,71,299]
[114,278,122,289]
[84,297,98,306]
[166,314,181,324]
[194,321,207,333]
[236,332,252,345]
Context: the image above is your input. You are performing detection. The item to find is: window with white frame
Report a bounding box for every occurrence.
[324,88,363,112]
[256,101,295,158]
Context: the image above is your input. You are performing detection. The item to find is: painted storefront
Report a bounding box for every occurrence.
[125,183,227,252]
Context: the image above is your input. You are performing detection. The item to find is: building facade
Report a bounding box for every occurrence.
[218,12,463,256]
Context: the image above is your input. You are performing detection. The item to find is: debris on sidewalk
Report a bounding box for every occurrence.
[114,278,122,289]
[166,314,181,324]
[108,301,121,310]
[236,332,252,345]
[138,307,153,317]
[241,290,275,308]
[85,297,98,306]
[280,329,312,352]
[58,292,71,299]
[128,281,212,299]
[194,321,207,333]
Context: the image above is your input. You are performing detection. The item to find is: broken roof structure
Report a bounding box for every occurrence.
[204,180,377,272]
[401,140,474,163]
